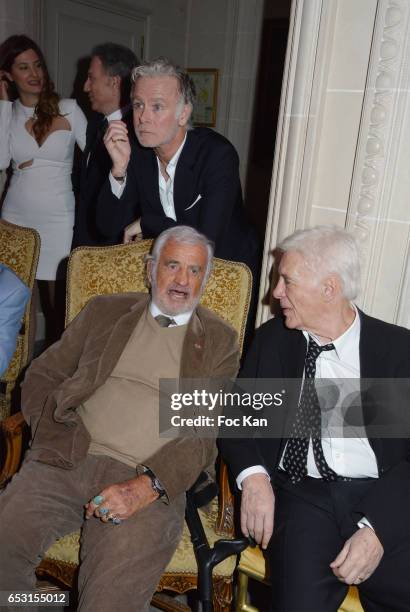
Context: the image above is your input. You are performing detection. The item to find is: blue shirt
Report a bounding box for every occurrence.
[0,263,30,377]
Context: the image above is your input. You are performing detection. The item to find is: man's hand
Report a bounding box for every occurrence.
[241,473,275,549]
[103,120,131,177]
[0,72,10,101]
[123,218,142,243]
[330,526,384,584]
[85,475,158,523]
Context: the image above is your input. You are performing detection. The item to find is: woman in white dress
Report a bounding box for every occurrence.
[0,35,86,343]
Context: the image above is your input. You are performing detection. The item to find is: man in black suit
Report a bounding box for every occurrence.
[219,226,410,611]
[95,57,260,279]
[72,42,138,248]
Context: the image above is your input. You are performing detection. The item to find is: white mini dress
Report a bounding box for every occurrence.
[0,98,87,280]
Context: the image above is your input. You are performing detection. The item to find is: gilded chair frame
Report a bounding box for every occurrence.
[0,220,40,420]
[235,539,364,611]
[1,240,252,611]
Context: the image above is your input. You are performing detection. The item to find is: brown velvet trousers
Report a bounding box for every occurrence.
[0,454,185,611]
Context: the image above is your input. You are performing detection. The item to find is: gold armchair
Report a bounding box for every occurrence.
[0,220,40,420]
[236,545,364,612]
[1,240,252,611]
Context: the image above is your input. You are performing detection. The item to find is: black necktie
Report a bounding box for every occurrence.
[155,315,176,328]
[283,338,339,483]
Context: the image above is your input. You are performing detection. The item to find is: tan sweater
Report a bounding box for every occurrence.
[77,308,187,467]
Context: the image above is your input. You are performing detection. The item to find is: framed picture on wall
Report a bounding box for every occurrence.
[187,68,219,127]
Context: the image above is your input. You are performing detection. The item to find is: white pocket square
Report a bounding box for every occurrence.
[185,194,202,211]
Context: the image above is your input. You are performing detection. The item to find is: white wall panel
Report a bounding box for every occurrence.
[41,0,147,97]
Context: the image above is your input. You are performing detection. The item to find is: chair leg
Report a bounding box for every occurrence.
[236,571,259,612]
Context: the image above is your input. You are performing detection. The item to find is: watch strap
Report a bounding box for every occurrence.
[142,467,166,498]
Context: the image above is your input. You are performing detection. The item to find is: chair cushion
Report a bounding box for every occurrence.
[238,547,364,612]
[44,497,237,576]
[339,587,364,612]
[238,546,267,581]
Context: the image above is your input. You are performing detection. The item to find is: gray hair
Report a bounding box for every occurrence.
[147,226,214,289]
[131,57,195,126]
[278,226,361,300]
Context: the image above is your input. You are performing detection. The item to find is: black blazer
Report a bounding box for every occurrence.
[96,127,260,275]
[72,110,135,248]
[219,310,410,551]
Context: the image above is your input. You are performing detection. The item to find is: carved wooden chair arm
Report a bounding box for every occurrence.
[215,459,235,535]
[0,411,27,487]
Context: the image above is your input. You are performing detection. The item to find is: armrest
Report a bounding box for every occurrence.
[216,460,235,536]
[0,411,27,487]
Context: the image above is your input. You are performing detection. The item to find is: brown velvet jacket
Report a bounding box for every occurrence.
[21,293,239,502]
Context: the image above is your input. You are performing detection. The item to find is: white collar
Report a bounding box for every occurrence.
[149,300,193,326]
[156,133,187,177]
[105,108,123,121]
[302,304,360,360]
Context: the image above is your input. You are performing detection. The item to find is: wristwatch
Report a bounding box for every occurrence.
[143,467,166,498]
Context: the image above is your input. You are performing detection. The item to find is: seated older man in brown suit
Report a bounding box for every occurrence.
[0,226,239,611]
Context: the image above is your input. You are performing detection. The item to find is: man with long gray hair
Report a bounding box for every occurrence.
[96,57,260,281]
[0,226,239,611]
[220,225,410,611]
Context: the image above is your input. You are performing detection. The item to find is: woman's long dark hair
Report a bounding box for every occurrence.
[0,35,60,144]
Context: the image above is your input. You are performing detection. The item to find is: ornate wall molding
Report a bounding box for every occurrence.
[256,0,410,327]
[346,0,410,319]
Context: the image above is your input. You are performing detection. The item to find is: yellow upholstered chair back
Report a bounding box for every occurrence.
[0,220,40,419]
[66,241,252,351]
[36,240,252,610]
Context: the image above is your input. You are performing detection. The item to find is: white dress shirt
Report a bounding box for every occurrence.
[109,133,187,222]
[107,109,123,122]
[149,301,192,327]
[237,307,378,489]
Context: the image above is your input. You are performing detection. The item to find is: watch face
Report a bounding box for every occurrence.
[153,478,165,496]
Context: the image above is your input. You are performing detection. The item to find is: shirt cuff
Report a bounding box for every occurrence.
[109,171,127,198]
[358,517,374,531]
[236,466,270,490]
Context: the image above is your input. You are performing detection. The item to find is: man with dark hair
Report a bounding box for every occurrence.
[72,42,139,248]
[96,57,260,282]
[0,226,239,611]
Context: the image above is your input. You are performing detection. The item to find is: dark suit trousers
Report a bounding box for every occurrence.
[0,454,185,611]
[267,475,410,612]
